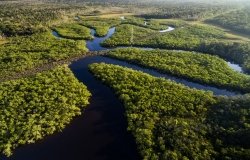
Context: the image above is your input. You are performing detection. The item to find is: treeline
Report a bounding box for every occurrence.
[139,3,235,20]
[89,63,250,160]
[0,32,88,79]
[79,16,182,37]
[103,23,250,73]
[108,48,250,93]
[0,4,61,36]
[0,65,91,157]
[207,8,250,36]
[102,23,226,48]
[0,3,89,36]
[207,95,250,159]
[121,17,168,30]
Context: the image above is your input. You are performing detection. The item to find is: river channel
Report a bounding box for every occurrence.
[1,24,244,160]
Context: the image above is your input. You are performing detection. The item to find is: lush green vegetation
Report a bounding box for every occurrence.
[0,32,87,79]
[207,95,250,159]
[139,3,235,20]
[103,23,250,73]
[207,8,250,36]
[0,2,95,37]
[1,1,250,159]
[102,23,226,48]
[122,17,168,30]
[79,16,121,36]
[0,3,61,36]
[53,23,93,40]
[102,24,157,46]
[108,48,250,92]
[0,65,91,157]
[199,41,250,73]
[89,63,250,160]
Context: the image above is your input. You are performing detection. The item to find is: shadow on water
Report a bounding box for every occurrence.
[73,56,240,96]
[1,56,140,160]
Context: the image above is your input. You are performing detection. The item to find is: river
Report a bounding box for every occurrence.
[1,24,244,160]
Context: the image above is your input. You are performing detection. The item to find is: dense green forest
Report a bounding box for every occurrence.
[207,8,250,36]
[53,23,93,40]
[0,66,91,156]
[103,22,219,47]
[102,23,227,48]
[102,23,250,73]
[1,0,250,159]
[0,2,98,37]
[139,3,235,20]
[79,17,121,36]
[107,48,250,92]
[121,17,170,30]
[89,63,250,160]
[0,3,63,36]
[0,32,87,80]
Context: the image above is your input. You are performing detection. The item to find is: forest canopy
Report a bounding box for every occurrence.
[107,48,250,93]
[0,65,91,157]
[89,63,250,160]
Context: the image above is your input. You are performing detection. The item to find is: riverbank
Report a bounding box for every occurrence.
[0,51,108,83]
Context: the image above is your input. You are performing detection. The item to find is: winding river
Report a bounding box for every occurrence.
[1,25,244,160]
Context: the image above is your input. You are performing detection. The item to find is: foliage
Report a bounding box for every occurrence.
[207,95,250,159]
[108,48,250,92]
[0,65,91,157]
[139,3,235,20]
[89,63,215,159]
[102,24,156,46]
[0,3,61,36]
[89,63,250,160]
[121,17,168,30]
[0,32,88,78]
[198,41,250,73]
[207,8,250,36]
[79,16,121,36]
[53,23,93,40]
[103,23,250,73]
[0,2,92,36]
[102,23,226,48]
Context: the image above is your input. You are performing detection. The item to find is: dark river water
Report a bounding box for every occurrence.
[0,25,244,160]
